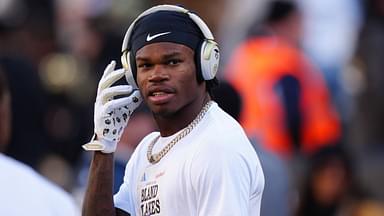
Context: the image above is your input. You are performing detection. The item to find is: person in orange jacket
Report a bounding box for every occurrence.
[225,0,341,158]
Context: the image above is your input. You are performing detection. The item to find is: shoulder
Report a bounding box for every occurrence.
[192,102,262,170]
[202,102,253,152]
[189,103,265,185]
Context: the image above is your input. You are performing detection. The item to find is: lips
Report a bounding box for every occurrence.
[147,86,175,104]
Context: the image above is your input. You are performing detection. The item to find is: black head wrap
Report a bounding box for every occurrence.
[129,11,205,55]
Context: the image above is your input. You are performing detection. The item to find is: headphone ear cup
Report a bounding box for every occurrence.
[121,51,139,89]
[200,40,220,80]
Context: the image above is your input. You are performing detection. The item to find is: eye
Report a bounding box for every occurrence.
[167,59,181,65]
[137,63,153,69]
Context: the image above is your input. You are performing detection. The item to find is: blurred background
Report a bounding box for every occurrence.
[1,0,384,215]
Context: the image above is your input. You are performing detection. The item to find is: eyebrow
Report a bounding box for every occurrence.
[136,51,183,62]
[162,52,182,59]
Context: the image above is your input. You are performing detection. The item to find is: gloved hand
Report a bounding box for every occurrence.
[83,60,142,153]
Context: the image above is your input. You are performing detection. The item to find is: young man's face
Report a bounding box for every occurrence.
[135,42,206,116]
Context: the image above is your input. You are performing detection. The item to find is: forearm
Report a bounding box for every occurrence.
[82,151,116,216]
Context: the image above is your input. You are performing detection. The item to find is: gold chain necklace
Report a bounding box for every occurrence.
[147,101,213,164]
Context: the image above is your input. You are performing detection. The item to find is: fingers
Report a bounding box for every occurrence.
[99,85,133,104]
[125,69,139,90]
[98,68,126,93]
[101,60,116,79]
[103,90,142,114]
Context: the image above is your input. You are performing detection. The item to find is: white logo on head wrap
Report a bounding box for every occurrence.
[146,32,171,41]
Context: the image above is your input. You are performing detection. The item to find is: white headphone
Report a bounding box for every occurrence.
[121,4,220,89]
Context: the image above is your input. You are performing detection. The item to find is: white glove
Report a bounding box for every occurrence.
[82,60,142,153]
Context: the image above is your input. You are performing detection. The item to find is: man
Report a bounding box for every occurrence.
[82,4,264,216]
[0,69,79,215]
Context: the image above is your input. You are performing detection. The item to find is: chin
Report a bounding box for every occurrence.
[152,109,176,118]
[148,103,176,117]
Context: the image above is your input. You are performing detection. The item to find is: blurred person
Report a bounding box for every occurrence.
[0,69,79,215]
[351,199,384,216]
[0,0,51,169]
[38,153,76,192]
[225,0,341,158]
[352,0,384,147]
[347,0,384,202]
[46,0,154,168]
[211,80,242,120]
[217,0,267,65]
[0,0,56,66]
[299,0,362,119]
[0,71,11,151]
[82,5,264,216]
[296,145,359,216]
[1,0,93,178]
[0,57,49,168]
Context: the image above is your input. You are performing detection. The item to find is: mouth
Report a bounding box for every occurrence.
[147,88,175,105]
[152,92,168,97]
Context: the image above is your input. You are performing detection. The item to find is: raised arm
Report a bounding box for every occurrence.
[82,61,142,216]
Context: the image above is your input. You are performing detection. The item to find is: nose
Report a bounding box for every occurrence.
[148,65,169,82]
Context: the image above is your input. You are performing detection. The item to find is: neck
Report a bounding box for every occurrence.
[154,94,211,137]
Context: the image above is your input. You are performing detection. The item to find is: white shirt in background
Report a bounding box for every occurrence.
[0,154,79,216]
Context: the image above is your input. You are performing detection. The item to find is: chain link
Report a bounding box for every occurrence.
[147,101,213,164]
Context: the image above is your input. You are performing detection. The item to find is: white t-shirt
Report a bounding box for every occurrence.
[114,102,264,216]
[0,154,79,216]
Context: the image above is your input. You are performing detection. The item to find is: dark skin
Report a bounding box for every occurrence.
[136,42,210,136]
[82,42,210,216]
